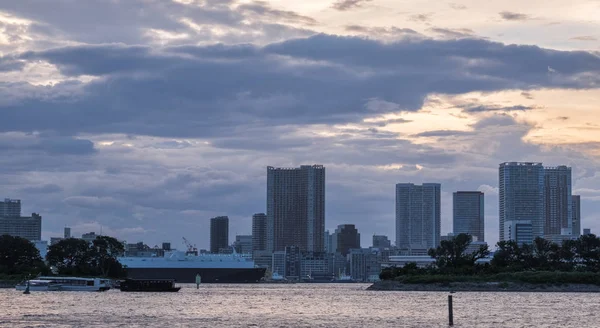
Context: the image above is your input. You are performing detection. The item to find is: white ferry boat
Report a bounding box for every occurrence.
[35,276,111,292]
[15,280,62,291]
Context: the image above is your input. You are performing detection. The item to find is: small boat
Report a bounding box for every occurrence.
[15,280,62,292]
[119,279,181,292]
[36,276,111,292]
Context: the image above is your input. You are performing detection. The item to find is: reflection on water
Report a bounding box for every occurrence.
[2,283,599,327]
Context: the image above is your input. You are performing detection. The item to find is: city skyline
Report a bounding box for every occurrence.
[0,0,598,249]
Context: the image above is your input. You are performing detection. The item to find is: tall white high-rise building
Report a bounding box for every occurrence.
[267,165,325,252]
[395,183,441,254]
[499,162,545,242]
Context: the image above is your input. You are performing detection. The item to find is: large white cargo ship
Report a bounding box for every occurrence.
[118,251,266,283]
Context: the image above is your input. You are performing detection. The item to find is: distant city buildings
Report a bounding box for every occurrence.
[499,162,545,242]
[233,235,252,254]
[544,166,572,238]
[395,183,441,255]
[0,213,42,241]
[210,216,229,254]
[267,165,325,253]
[583,228,592,236]
[572,195,581,237]
[251,213,267,254]
[453,191,485,242]
[81,232,98,243]
[372,235,391,248]
[333,224,360,256]
[0,198,21,217]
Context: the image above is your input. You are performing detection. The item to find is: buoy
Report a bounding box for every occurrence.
[195,274,201,289]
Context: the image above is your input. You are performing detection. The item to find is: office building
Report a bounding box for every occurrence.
[504,220,534,245]
[395,183,441,254]
[252,213,267,253]
[0,198,21,217]
[81,232,98,243]
[267,165,325,252]
[64,227,71,239]
[324,230,334,254]
[0,213,42,241]
[333,224,360,256]
[300,251,329,280]
[453,191,485,242]
[544,166,572,236]
[572,195,581,237]
[233,235,252,254]
[372,235,391,248]
[349,248,381,282]
[499,162,544,241]
[272,251,286,276]
[284,246,301,280]
[210,216,229,254]
[583,228,592,236]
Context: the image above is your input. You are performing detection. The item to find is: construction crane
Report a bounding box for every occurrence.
[182,237,198,255]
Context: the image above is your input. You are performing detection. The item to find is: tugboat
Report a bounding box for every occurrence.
[119,278,181,292]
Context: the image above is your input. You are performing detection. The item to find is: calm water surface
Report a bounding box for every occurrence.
[2,283,599,327]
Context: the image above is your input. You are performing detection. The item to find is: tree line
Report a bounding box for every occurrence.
[0,234,126,279]
[380,233,600,281]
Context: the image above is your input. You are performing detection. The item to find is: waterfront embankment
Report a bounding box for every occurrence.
[368,280,600,292]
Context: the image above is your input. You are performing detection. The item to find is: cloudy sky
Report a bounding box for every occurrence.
[1,0,599,250]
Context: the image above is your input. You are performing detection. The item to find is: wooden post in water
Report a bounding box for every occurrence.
[448,294,454,326]
[195,273,201,289]
[23,280,30,295]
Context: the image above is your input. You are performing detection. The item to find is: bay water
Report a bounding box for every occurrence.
[2,283,599,327]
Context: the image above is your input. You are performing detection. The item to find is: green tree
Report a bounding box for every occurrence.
[91,236,126,277]
[0,235,46,275]
[47,238,95,276]
[574,234,600,272]
[428,233,489,274]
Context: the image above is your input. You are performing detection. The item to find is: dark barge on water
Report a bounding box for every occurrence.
[119,279,181,292]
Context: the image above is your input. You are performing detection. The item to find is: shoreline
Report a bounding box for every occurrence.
[368,280,600,292]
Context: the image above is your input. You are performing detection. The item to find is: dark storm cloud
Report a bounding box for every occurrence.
[414,130,475,137]
[428,27,475,39]
[0,134,96,155]
[499,11,532,21]
[1,35,599,138]
[461,104,537,113]
[21,184,64,194]
[331,0,373,11]
[238,1,318,26]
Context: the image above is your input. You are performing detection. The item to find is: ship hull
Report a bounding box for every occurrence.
[125,267,266,283]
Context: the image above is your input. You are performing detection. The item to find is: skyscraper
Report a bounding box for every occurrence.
[252,213,267,253]
[499,162,544,242]
[333,224,360,256]
[0,198,21,217]
[572,195,581,237]
[267,165,325,252]
[453,191,485,242]
[544,166,572,236]
[210,216,229,254]
[395,183,441,253]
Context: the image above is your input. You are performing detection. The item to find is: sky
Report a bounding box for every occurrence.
[0,0,599,250]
